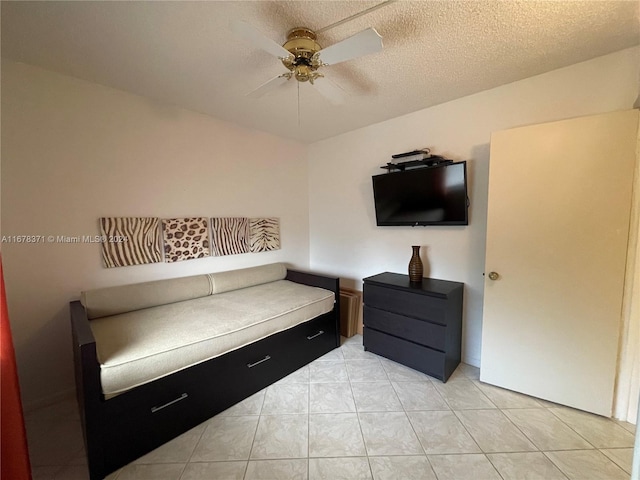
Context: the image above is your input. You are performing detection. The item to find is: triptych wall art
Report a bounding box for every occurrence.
[99,216,280,268]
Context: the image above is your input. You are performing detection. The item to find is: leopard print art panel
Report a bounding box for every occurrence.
[162,217,210,262]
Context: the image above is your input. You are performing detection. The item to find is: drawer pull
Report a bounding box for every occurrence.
[247,355,271,368]
[306,330,325,340]
[151,393,188,413]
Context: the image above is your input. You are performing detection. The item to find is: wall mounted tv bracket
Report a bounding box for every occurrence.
[381,155,453,172]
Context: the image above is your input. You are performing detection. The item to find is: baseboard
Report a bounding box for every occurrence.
[463,356,480,368]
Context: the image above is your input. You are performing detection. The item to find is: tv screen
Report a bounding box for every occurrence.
[372,161,469,226]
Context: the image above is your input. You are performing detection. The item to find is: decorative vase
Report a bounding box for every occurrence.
[408,245,423,283]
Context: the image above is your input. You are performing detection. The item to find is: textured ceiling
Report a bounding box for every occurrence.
[2,1,639,143]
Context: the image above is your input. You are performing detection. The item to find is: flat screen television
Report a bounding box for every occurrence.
[372,161,469,226]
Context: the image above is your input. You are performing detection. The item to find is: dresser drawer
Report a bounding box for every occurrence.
[364,327,446,381]
[364,305,446,351]
[364,284,448,325]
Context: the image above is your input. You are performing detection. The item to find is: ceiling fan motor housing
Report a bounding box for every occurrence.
[282,27,322,82]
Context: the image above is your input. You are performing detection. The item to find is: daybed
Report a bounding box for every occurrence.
[70,263,340,480]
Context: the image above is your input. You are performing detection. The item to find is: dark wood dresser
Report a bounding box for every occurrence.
[363,272,463,382]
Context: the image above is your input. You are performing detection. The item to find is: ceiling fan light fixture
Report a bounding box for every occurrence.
[294,64,313,82]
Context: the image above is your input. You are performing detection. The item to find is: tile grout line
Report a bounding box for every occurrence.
[497,407,577,453]
[431,369,499,479]
[363,351,394,479]
[446,408,498,476]
[488,407,542,454]
[540,450,573,479]
[402,405,441,480]
[242,389,266,479]
[481,453,508,480]
[496,411,629,477]
[404,362,476,478]
[546,406,632,450]
[176,419,212,480]
[307,379,310,480]
[598,447,634,475]
[429,367,500,480]
[346,353,374,479]
[516,407,598,451]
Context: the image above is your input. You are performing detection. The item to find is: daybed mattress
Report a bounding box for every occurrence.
[89,280,334,396]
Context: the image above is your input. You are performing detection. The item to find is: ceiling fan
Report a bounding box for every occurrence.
[231,19,384,105]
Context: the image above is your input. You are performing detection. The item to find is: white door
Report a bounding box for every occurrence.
[480,110,638,416]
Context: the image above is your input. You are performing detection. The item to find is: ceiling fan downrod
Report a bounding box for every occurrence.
[316,0,397,34]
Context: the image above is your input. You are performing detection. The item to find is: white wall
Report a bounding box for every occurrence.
[1,61,310,408]
[308,47,640,367]
[3,47,639,407]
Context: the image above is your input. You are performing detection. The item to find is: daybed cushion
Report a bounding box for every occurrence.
[209,263,287,294]
[89,279,334,396]
[81,274,213,320]
[81,263,287,319]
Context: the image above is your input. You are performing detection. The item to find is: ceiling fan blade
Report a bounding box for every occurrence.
[246,74,292,99]
[315,27,383,66]
[312,78,346,105]
[230,20,293,60]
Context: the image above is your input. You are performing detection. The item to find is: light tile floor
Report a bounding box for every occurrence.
[26,335,636,480]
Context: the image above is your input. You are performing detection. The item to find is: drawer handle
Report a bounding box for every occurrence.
[247,355,271,368]
[151,393,188,413]
[306,330,325,340]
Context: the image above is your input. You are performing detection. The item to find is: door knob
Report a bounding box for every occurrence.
[488,272,500,281]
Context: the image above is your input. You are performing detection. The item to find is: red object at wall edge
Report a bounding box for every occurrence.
[1,255,32,479]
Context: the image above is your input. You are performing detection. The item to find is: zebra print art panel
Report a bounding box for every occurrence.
[162,217,210,263]
[249,218,281,253]
[210,217,250,256]
[99,217,162,268]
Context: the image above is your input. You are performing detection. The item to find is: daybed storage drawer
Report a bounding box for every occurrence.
[230,313,336,388]
[364,327,446,380]
[261,312,337,376]
[206,312,336,401]
[101,381,210,474]
[295,313,337,354]
[364,284,448,325]
[363,305,446,351]
[100,312,338,472]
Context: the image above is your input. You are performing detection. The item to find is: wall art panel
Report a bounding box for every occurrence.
[99,217,162,268]
[210,217,250,256]
[162,217,210,262]
[249,218,281,253]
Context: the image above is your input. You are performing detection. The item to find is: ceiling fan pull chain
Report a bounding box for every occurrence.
[297,81,301,128]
